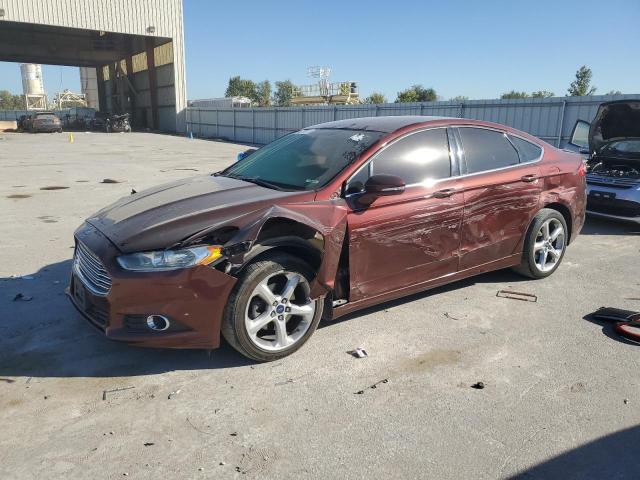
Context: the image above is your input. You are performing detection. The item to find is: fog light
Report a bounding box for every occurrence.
[146,315,170,331]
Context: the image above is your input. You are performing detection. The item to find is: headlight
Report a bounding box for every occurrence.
[117,246,223,272]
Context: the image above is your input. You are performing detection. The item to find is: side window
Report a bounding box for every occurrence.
[372,128,451,184]
[508,135,542,163]
[345,164,370,195]
[459,128,520,174]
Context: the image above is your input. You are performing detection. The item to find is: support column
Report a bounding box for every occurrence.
[145,38,159,130]
[96,65,106,112]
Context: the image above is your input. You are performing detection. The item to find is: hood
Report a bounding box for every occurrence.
[86,174,310,253]
[590,100,640,156]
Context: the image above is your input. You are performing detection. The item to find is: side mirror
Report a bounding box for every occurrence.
[356,174,405,205]
[569,120,590,149]
[236,148,257,162]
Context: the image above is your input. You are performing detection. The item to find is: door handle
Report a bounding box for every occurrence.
[520,174,538,183]
[433,188,457,198]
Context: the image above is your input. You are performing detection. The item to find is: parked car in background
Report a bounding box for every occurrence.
[26,111,63,133]
[69,116,586,361]
[570,100,640,224]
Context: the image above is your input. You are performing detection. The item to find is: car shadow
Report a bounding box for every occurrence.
[507,425,640,479]
[0,259,253,379]
[580,216,640,236]
[582,310,640,346]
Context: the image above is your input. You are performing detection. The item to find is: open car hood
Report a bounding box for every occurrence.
[590,100,640,156]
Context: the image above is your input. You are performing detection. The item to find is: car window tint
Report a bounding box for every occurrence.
[508,135,542,162]
[459,128,520,173]
[372,128,451,184]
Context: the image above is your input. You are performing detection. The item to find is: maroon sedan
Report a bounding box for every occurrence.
[69,116,586,361]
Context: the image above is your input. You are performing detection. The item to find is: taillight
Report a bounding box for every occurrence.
[577,163,586,177]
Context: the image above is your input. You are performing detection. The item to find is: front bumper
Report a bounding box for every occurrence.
[586,181,640,225]
[68,223,237,349]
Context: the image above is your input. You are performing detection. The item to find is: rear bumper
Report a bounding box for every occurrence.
[68,223,237,349]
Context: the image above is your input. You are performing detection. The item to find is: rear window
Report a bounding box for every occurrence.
[508,135,542,162]
[459,127,520,174]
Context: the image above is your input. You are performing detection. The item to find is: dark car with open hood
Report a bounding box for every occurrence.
[569,100,640,224]
[69,116,586,361]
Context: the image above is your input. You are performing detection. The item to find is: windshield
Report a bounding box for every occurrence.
[221,128,385,190]
[600,139,640,157]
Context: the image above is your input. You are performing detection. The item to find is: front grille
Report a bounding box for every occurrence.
[73,241,112,295]
[586,174,640,189]
[86,304,109,328]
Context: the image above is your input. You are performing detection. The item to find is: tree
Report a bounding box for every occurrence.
[0,90,24,110]
[450,95,469,102]
[273,80,299,107]
[395,85,437,103]
[501,90,529,99]
[605,90,622,95]
[255,80,271,107]
[364,92,386,104]
[225,76,258,102]
[531,90,555,98]
[567,66,596,96]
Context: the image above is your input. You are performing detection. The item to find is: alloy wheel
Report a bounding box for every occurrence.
[244,271,316,352]
[533,218,565,273]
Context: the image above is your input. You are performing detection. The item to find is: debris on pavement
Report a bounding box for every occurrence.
[355,378,389,395]
[131,188,137,195]
[444,312,462,321]
[39,186,69,190]
[168,389,181,399]
[102,386,135,401]
[471,382,485,390]
[347,347,368,359]
[143,442,155,447]
[496,290,538,302]
[101,178,122,184]
[593,307,640,323]
[13,293,33,301]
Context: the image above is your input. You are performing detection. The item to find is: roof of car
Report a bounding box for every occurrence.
[309,115,454,133]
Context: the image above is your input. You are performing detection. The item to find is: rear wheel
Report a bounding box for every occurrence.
[221,252,323,361]
[513,208,568,279]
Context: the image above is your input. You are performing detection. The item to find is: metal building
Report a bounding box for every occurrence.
[0,0,187,132]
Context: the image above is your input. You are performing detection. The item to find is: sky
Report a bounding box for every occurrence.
[1,0,639,101]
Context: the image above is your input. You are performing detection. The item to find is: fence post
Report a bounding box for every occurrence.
[556,100,567,147]
[232,109,236,142]
[198,108,202,137]
[216,110,219,138]
[459,102,465,118]
[375,105,379,116]
[252,109,255,144]
[274,108,278,141]
[301,108,305,129]
[333,106,337,121]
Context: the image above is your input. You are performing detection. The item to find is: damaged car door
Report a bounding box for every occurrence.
[345,127,464,301]
[454,127,543,270]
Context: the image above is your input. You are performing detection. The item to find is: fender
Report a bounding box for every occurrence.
[191,200,349,300]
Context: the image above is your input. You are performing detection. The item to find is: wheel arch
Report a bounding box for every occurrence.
[236,217,324,274]
[542,202,573,243]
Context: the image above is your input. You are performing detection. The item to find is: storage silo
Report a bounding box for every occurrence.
[20,64,45,95]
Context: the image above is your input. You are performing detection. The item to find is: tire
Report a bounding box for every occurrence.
[513,208,568,279]
[221,252,324,362]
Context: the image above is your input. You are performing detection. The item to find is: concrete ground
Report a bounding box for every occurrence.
[1,132,639,480]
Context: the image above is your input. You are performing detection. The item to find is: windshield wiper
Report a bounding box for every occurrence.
[228,174,288,191]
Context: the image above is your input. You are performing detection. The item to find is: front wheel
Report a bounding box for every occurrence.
[513,208,568,279]
[221,252,323,361]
